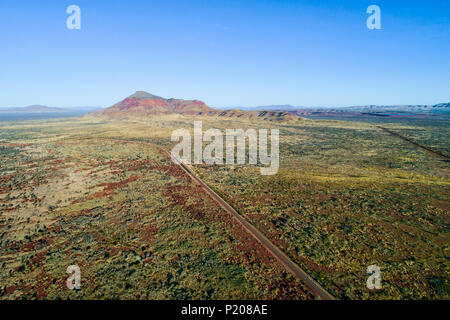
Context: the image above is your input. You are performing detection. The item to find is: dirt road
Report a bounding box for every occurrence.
[78,136,336,300]
[171,155,336,300]
[378,126,449,160]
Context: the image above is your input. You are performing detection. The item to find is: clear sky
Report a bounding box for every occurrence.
[0,0,449,108]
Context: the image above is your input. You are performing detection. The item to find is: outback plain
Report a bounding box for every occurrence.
[0,104,448,300]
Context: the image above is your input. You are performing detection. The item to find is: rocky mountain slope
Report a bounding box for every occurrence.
[99,91,298,121]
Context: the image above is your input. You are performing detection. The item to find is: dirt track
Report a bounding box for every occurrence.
[76,136,336,300]
[171,154,336,300]
[378,126,449,160]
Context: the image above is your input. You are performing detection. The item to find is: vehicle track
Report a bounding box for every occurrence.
[77,136,336,300]
[378,126,449,160]
[171,155,336,300]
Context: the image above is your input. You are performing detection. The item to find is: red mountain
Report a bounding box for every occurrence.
[102,91,214,117]
[99,91,298,121]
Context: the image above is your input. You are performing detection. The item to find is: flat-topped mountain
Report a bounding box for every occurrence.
[99,91,298,121]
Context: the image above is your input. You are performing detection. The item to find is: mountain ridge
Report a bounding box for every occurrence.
[223,102,450,113]
[99,91,298,121]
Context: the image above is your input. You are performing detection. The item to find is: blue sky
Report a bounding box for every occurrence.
[0,0,449,108]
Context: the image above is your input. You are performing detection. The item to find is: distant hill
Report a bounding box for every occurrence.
[341,103,450,114]
[431,102,450,109]
[224,102,450,113]
[99,91,298,121]
[1,105,67,113]
[225,102,450,118]
[0,105,103,114]
[223,104,307,111]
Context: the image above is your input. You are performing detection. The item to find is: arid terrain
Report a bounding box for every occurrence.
[0,94,449,300]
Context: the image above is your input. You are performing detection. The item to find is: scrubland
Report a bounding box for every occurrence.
[0,114,448,299]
